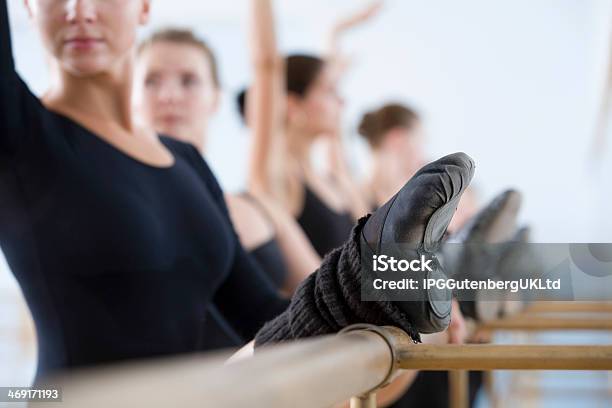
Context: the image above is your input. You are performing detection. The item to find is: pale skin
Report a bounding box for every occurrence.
[246,0,374,222]
[24,0,175,169]
[323,0,384,219]
[363,124,428,208]
[133,41,220,153]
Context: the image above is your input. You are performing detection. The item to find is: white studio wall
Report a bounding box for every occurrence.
[4,0,612,240]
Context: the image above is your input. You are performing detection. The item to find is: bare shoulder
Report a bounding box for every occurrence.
[225,193,274,250]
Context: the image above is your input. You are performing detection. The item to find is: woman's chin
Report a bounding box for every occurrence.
[60,56,118,78]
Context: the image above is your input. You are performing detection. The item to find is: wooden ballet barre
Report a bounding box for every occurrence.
[478,316,612,332]
[40,328,402,408]
[38,326,612,408]
[398,344,612,371]
[523,301,612,314]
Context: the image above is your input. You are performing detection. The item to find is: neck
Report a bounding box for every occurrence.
[45,54,136,132]
[194,130,207,154]
[285,125,313,171]
[370,149,406,206]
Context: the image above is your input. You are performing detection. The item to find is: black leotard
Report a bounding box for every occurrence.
[200,193,291,350]
[0,1,287,377]
[296,185,354,258]
[199,305,244,350]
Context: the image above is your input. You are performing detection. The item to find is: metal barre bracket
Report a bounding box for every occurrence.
[338,324,401,394]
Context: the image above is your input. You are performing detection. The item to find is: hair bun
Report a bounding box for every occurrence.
[358,111,379,138]
[358,103,420,148]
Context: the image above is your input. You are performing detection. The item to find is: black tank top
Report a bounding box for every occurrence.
[296,185,354,258]
[239,192,289,289]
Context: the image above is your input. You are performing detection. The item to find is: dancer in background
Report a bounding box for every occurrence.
[358,102,478,233]
[134,28,319,297]
[239,0,378,258]
[359,103,427,209]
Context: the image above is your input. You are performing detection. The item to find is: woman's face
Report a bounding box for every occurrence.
[25,0,150,76]
[288,65,344,138]
[133,41,219,149]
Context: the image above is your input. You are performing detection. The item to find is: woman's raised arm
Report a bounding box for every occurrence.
[246,0,287,201]
[0,0,39,156]
[1,0,20,154]
[326,0,383,75]
[324,1,385,219]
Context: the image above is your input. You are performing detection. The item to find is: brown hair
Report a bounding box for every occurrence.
[235,54,325,121]
[137,28,220,88]
[358,103,420,148]
[285,54,325,98]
